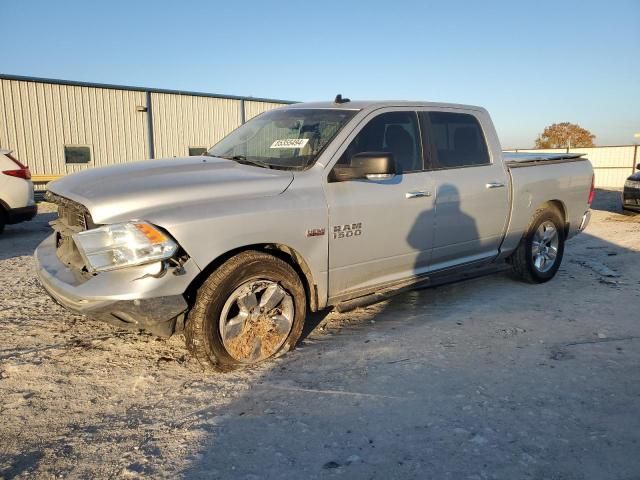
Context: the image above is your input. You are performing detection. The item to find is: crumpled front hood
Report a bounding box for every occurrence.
[48,156,294,223]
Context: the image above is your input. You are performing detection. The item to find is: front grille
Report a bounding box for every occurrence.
[45,191,94,232]
[45,191,95,274]
[59,202,88,230]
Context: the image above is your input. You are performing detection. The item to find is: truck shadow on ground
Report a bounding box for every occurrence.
[179,222,639,479]
[178,192,640,478]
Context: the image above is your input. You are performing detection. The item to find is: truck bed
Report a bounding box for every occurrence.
[499,152,594,256]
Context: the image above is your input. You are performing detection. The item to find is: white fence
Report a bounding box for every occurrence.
[506,145,639,188]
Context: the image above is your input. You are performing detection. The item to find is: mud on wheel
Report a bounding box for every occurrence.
[509,205,565,283]
[185,250,306,371]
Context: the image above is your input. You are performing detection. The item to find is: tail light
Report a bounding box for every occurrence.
[2,153,31,180]
[587,174,595,206]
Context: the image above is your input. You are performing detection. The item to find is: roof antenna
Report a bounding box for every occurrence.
[334,94,350,104]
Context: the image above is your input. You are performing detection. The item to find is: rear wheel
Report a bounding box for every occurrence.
[509,206,565,283]
[185,251,306,371]
[0,210,6,234]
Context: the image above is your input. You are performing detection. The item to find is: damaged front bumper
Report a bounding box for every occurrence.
[35,233,200,336]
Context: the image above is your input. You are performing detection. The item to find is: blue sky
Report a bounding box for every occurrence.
[2,0,638,148]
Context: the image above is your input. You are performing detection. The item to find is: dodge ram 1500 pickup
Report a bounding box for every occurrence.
[36,98,595,370]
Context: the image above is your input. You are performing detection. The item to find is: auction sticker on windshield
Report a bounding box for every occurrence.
[270,139,309,149]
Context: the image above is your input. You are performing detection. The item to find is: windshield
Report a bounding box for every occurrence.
[208,108,357,169]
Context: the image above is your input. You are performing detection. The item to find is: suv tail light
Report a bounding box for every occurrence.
[587,174,595,206]
[2,153,31,180]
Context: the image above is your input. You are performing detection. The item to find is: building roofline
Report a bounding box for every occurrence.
[0,73,296,105]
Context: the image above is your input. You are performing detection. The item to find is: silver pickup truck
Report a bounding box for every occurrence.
[36,99,595,370]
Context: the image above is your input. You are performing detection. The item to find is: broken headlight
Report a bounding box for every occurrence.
[73,221,178,272]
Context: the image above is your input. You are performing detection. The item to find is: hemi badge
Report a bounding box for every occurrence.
[306,228,325,237]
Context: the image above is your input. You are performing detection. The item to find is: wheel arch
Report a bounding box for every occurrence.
[185,243,319,313]
[507,199,567,283]
[544,199,568,237]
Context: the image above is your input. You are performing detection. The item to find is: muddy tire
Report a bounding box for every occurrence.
[509,206,565,284]
[185,250,306,371]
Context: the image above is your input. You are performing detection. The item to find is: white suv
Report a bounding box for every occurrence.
[0,149,36,233]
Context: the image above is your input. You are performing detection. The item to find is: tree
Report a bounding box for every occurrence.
[535,122,595,148]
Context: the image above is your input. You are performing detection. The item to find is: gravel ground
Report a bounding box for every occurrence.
[1,191,639,480]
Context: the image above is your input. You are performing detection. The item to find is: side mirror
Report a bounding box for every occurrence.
[330,152,396,182]
[636,163,640,171]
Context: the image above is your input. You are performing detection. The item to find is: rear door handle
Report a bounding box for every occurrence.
[486,182,505,189]
[405,191,432,199]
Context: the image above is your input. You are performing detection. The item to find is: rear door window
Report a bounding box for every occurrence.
[423,112,490,169]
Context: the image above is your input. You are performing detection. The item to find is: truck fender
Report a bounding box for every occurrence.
[184,243,320,313]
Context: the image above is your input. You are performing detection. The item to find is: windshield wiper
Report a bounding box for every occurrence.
[216,155,272,169]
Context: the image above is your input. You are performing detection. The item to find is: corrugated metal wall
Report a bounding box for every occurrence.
[150,93,242,158]
[506,146,639,188]
[0,78,148,175]
[0,76,290,176]
[244,100,285,121]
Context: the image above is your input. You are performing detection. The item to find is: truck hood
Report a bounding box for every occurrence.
[48,156,294,224]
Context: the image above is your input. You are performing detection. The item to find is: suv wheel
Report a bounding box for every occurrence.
[185,250,306,371]
[509,206,565,283]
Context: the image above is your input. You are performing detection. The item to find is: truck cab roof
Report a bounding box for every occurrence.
[284,100,487,113]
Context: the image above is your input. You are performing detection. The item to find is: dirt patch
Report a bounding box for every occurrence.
[604,213,640,223]
[225,315,286,362]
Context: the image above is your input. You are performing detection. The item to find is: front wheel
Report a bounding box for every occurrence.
[509,206,565,283]
[185,251,306,371]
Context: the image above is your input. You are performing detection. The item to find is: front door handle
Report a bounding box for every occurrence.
[486,182,505,189]
[405,191,432,199]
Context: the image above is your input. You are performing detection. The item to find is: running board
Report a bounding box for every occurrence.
[333,262,511,314]
[334,277,430,313]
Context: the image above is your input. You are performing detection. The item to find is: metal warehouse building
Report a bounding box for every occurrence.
[0,74,291,184]
[1,74,637,190]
